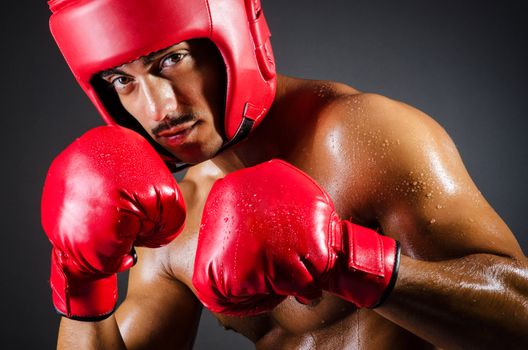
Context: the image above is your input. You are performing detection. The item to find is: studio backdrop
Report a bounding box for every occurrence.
[0,0,526,348]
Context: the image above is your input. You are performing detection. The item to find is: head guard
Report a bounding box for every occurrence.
[48,0,277,171]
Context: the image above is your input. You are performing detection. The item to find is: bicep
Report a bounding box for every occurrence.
[114,247,202,350]
[361,96,523,260]
[380,184,523,261]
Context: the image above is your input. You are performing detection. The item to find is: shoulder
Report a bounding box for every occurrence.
[278,78,461,216]
[309,89,523,259]
[293,80,454,174]
[314,89,459,178]
[319,90,449,147]
[280,77,451,153]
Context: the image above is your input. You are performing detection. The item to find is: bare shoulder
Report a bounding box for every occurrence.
[305,88,524,260]
[318,90,445,145]
[312,90,460,185]
[292,88,444,194]
[281,77,443,151]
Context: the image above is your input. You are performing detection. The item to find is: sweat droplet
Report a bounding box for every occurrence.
[430,219,436,224]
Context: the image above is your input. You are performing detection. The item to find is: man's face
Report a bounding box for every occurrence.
[100,40,226,164]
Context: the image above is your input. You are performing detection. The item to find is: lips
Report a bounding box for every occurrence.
[155,121,197,145]
[157,124,190,137]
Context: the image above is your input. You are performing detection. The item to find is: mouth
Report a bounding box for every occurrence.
[155,121,197,145]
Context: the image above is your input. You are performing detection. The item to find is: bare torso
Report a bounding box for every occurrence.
[115,74,526,350]
[153,76,440,349]
[166,165,434,350]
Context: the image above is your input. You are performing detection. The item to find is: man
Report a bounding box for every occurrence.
[42,0,528,349]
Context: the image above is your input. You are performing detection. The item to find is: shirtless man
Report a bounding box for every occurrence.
[42,0,528,349]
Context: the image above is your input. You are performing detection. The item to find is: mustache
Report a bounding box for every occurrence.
[152,114,198,137]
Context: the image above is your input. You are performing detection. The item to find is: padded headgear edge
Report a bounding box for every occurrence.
[48,0,277,170]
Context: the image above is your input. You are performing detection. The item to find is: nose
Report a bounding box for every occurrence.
[140,76,178,122]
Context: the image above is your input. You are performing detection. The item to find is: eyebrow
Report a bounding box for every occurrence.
[99,68,126,78]
[141,47,173,65]
[99,45,183,78]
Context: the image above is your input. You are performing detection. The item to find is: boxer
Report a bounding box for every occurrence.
[44,0,528,348]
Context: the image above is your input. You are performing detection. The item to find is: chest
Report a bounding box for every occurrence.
[171,231,359,338]
[167,186,363,341]
[168,156,383,338]
[214,294,358,339]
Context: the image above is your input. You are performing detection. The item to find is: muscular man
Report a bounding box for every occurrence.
[43,0,528,349]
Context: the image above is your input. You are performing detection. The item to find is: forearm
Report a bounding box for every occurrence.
[58,316,127,350]
[376,254,528,349]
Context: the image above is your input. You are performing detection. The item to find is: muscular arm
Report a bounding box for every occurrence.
[379,254,528,349]
[375,116,528,348]
[58,316,127,349]
[57,244,202,350]
[315,93,528,348]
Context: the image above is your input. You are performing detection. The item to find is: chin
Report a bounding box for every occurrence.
[171,143,223,165]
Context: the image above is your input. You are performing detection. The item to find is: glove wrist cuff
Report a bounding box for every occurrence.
[327,221,400,308]
[50,250,117,321]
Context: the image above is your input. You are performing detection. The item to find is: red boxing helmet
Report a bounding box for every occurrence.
[48,0,277,170]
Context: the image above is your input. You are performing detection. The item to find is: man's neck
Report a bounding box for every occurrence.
[211,73,294,174]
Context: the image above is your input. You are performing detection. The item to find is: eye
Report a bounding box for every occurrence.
[160,52,187,70]
[110,76,133,93]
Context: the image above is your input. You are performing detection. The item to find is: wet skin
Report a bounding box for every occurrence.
[99,40,226,165]
[58,41,528,349]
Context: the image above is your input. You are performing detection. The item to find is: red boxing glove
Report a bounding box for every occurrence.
[192,160,399,316]
[41,126,186,320]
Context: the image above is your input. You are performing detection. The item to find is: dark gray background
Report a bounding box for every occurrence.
[1,0,526,348]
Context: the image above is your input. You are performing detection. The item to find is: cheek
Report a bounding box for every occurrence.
[118,95,153,132]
